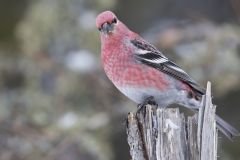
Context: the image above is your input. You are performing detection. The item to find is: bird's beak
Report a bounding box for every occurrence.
[100,22,114,34]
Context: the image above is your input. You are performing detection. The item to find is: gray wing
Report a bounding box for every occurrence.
[131,39,205,96]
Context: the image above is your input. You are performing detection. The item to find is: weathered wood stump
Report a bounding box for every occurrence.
[126,82,217,160]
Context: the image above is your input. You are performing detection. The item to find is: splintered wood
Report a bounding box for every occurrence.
[126,82,217,160]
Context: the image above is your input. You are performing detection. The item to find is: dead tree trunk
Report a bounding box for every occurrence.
[126,82,217,160]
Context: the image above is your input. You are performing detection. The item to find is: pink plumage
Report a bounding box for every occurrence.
[97,11,192,105]
[96,11,116,29]
[96,11,239,140]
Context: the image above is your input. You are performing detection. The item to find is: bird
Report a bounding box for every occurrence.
[96,10,239,140]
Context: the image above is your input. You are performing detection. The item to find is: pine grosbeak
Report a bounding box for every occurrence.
[96,11,239,140]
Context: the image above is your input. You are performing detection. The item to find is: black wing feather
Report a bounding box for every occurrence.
[131,39,205,96]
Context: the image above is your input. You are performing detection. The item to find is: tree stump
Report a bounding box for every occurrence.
[126,82,217,160]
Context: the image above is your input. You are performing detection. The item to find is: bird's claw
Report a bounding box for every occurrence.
[137,96,157,113]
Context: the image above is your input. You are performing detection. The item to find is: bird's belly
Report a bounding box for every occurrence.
[103,55,199,107]
[117,86,187,107]
[104,59,170,90]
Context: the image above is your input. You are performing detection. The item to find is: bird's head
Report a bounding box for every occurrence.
[96,11,118,35]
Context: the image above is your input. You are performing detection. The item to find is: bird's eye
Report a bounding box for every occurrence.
[112,18,117,24]
[98,27,102,31]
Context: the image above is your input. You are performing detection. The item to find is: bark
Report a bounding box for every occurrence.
[126,82,217,160]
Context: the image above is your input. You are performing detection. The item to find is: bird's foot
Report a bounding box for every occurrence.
[137,96,157,113]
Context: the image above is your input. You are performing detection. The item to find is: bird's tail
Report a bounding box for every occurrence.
[216,115,240,141]
[187,105,239,141]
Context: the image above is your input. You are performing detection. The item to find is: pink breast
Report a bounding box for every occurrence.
[103,52,169,90]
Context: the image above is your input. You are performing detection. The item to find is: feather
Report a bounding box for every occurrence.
[131,39,205,96]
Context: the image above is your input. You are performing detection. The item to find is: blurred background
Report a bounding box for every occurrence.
[0,0,240,159]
